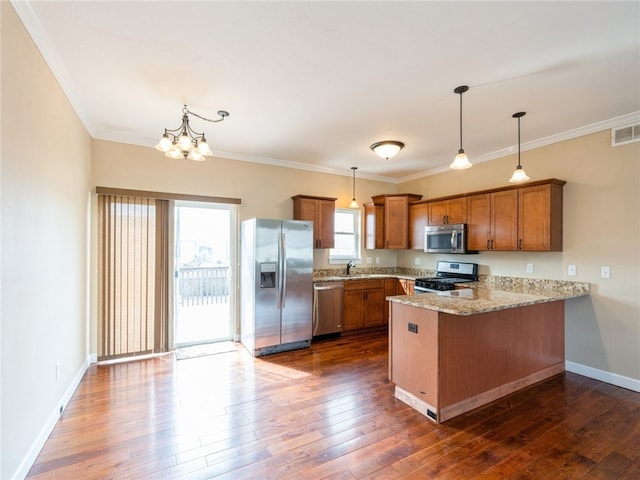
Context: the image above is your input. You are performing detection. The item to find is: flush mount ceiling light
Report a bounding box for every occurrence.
[370,140,404,160]
[450,85,472,170]
[155,105,229,161]
[509,111,531,183]
[349,166,359,209]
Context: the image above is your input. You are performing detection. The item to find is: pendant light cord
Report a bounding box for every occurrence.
[459,92,463,152]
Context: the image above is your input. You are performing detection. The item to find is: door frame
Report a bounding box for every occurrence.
[170,200,238,348]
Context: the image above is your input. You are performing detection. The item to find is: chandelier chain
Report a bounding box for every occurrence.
[183,105,228,124]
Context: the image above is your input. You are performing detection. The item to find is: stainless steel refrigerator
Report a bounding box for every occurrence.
[240,218,313,356]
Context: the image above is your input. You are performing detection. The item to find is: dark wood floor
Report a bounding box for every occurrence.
[28,331,640,479]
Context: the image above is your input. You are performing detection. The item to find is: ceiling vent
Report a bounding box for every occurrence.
[611,123,640,147]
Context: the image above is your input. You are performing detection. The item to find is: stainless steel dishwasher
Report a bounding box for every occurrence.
[312,282,344,336]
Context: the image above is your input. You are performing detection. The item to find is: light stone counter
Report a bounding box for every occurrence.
[388,279,590,316]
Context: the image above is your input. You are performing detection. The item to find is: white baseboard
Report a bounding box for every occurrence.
[13,356,90,480]
[89,352,97,364]
[566,361,640,393]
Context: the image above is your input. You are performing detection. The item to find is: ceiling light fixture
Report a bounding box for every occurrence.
[349,167,359,209]
[509,111,530,183]
[450,85,472,170]
[370,140,404,160]
[155,105,229,161]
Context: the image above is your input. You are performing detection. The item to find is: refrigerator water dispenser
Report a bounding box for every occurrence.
[260,262,276,288]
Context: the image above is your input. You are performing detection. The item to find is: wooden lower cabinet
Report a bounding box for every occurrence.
[396,278,415,295]
[389,300,565,423]
[343,279,385,330]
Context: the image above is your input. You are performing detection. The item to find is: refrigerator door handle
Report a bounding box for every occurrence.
[280,232,287,309]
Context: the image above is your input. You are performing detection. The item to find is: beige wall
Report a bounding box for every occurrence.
[398,131,640,382]
[1,3,91,478]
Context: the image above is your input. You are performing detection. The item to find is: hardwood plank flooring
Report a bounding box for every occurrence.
[27,331,640,479]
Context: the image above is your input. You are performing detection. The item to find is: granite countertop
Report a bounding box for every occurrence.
[313,267,425,282]
[313,268,590,315]
[387,280,590,316]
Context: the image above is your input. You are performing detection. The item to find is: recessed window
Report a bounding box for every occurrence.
[329,209,361,263]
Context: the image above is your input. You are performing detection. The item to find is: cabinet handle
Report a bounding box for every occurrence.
[518,239,522,250]
[486,239,490,250]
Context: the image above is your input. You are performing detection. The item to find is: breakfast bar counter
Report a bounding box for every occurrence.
[387,279,589,316]
[387,278,589,423]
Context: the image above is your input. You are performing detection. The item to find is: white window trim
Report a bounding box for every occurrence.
[329,208,362,264]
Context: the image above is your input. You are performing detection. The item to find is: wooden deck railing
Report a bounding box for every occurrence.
[177,266,230,306]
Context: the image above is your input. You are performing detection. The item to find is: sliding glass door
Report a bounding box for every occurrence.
[173,202,235,347]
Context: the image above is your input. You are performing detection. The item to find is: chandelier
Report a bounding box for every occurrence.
[155,105,229,161]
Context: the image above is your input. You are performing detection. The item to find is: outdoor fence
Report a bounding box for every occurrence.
[177,266,230,306]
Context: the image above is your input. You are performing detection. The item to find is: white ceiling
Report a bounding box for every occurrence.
[13,1,640,182]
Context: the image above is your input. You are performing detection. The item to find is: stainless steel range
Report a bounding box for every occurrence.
[414,261,479,293]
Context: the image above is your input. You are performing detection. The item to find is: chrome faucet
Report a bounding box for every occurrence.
[346,260,355,275]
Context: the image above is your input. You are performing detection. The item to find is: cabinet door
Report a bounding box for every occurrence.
[466,194,491,251]
[428,201,448,225]
[295,197,317,223]
[397,279,415,295]
[491,190,518,251]
[384,196,409,249]
[447,197,467,224]
[364,203,384,249]
[363,288,385,327]
[343,290,364,330]
[316,199,335,248]
[409,203,428,249]
[518,184,559,251]
[384,278,399,323]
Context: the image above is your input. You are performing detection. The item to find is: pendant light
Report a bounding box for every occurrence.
[349,167,359,208]
[370,140,404,160]
[509,112,530,183]
[450,85,472,169]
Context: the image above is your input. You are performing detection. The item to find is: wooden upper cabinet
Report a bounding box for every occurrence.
[292,195,337,249]
[491,190,519,251]
[467,190,518,251]
[371,194,422,249]
[428,197,467,225]
[409,202,428,250]
[466,179,565,252]
[518,183,563,251]
[364,202,384,249]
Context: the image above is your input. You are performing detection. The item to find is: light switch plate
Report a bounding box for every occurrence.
[414,257,421,266]
[601,266,611,279]
[526,263,534,273]
[568,264,577,276]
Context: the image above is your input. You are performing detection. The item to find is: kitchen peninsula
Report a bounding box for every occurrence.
[388,278,589,423]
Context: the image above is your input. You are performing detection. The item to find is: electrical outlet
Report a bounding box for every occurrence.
[568,264,577,276]
[366,257,372,264]
[414,257,421,266]
[526,263,534,273]
[375,257,380,264]
[600,266,611,279]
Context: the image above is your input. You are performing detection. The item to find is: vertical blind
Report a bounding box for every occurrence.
[98,194,168,360]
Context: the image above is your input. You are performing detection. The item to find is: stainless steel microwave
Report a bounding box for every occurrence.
[424,223,474,254]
